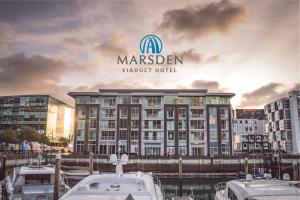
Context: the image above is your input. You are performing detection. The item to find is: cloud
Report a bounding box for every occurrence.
[175,49,202,63]
[158,0,246,40]
[191,80,226,92]
[175,48,221,64]
[0,53,75,103]
[95,34,128,59]
[62,38,83,51]
[239,83,300,107]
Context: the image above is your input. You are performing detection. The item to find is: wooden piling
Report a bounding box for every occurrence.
[54,154,61,200]
[178,157,183,197]
[1,155,6,180]
[89,152,94,175]
[293,160,298,181]
[245,157,248,174]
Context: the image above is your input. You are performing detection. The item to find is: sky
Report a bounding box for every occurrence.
[0,0,298,108]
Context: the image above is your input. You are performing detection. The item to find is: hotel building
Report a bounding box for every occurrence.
[264,90,300,154]
[69,89,235,157]
[0,95,74,142]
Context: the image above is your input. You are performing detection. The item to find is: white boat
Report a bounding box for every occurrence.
[60,149,164,200]
[3,155,69,200]
[214,174,300,200]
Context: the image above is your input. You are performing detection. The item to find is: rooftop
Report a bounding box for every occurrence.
[68,89,235,98]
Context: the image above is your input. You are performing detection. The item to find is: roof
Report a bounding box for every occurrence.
[60,172,160,200]
[228,179,300,199]
[0,94,73,108]
[68,89,235,98]
[19,166,56,175]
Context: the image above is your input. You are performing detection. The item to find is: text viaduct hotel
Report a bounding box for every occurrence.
[68,89,235,157]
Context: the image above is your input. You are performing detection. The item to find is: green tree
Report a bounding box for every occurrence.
[58,137,71,147]
[0,130,20,144]
[18,126,50,150]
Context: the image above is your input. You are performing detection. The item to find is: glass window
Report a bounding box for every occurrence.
[190,97,205,106]
[179,131,187,140]
[131,120,139,129]
[119,107,127,118]
[190,120,205,129]
[103,97,116,106]
[119,119,127,129]
[167,119,175,130]
[167,131,175,140]
[178,108,186,118]
[131,107,139,118]
[191,109,204,118]
[166,107,175,118]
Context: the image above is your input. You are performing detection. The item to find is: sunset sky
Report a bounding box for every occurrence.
[0,0,298,108]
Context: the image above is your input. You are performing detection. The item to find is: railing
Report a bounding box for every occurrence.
[214,182,226,200]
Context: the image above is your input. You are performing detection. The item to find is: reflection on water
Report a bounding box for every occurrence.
[160,178,233,200]
[69,177,234,200]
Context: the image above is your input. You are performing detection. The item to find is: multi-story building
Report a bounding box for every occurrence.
[233,118,269,154]
[233,109,269,154]
[69,89,235,157]
[0,95,74,142]
[264,90,300,154]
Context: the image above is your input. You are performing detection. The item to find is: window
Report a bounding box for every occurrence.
[179,131,187,140]
[190,97,204,106]
[167,119,175,130]
[192,147,204,156]
[167,108,175,118]
[132,97,140,104]
[108,120,115,128]
[89,119,97,129]
[77,108,86,120]
[220,108,228,118]
[119,130,127,140]
[191,109,204,118]
[145,131,160,140]
[130,131,138,140]
[103,97,116,106]
[101,109,115,117]
[119,119,127,129]
[191,120,205,129]
[131,120,139,129]
[146,97,161,106]
[178,108,186,118]
[153,120,161,129]
[119,107,127,118]
[228,187,237,200]
[178,120,186,129]
[90,96,98,103]
[168,131,175,140]
[145,147,161,156]
[221,120,228,129]
[100,131,115,140]
[131,107,139,118]
[192,131,205,140]
[88,130,97,140]
[89,107,98,118]
[145,109,161,118]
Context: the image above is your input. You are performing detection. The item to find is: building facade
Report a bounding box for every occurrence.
[235,109,265,120]
[0,95,74,142]
[233,118,269,154]
[264,90,300,154]
[69,89,235,157]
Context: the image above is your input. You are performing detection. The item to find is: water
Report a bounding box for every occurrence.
[69,177,233,200]
[160,177,233,200]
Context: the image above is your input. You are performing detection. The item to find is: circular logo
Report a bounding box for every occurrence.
[139,34,163,54]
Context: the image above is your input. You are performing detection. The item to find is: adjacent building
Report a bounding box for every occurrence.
[233,119,269,155]
[264,90,300,154]
[69,89,235,157]
[0,95,74,142]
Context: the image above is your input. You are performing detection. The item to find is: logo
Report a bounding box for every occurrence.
[139,34,163,54]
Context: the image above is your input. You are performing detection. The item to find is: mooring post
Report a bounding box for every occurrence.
[210,155,214,164]
[245,157,249,174]
[178,157,183,197]
[293,160,298,181]
[54,154,61,200]
[89,152,94,175]
[1,155,6,180]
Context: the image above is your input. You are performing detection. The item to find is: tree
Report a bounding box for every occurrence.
[58,137,71,147]
[0,130,20,144]
[18,126,50,151]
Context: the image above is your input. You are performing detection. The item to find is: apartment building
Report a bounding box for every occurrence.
[264,90,300,153]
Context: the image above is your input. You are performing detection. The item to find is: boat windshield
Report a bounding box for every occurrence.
[24,174,51,185]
